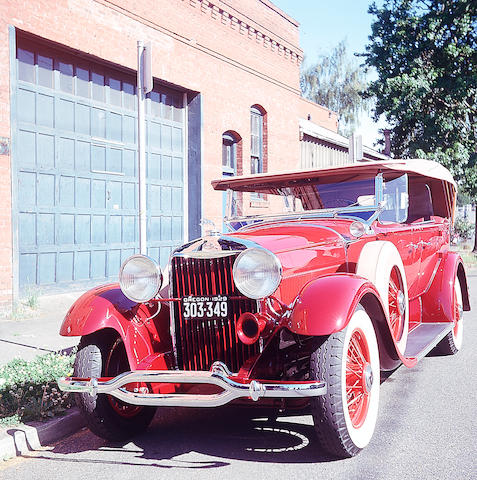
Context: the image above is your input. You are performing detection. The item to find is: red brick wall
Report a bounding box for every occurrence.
[0,0,337,304]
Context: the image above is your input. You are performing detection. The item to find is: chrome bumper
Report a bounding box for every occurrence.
[58,361,326,407]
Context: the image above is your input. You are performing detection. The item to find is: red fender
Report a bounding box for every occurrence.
[289,273,384,336]
[288,273,415,369]
[60,284,172,370]
[421,251,470,323]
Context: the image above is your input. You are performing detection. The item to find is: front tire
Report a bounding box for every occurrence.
[74,332,156,441]
[310,307,380,458]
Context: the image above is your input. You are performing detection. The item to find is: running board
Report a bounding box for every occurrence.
[404,323,453,361]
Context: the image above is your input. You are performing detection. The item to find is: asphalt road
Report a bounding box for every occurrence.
[1,276,476,480]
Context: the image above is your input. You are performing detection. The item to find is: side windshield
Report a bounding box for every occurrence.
[379,174,409,223]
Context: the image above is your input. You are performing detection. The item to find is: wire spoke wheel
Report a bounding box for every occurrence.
[453,280,463,338]
[310,307,380,458]
[357,241,409,360]
[74,332,156,441]
[434,275,464,355]
[346,329,371,429]
[105,338,144,418]
[388,266,405,343]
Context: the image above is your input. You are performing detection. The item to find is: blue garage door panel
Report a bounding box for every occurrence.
[14,40,185,293]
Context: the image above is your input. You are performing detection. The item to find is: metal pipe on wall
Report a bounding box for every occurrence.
[137,41,152,255]
[137,41,147,255]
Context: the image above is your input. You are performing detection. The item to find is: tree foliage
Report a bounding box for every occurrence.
[301,41,370,136]
[363,0,477,197]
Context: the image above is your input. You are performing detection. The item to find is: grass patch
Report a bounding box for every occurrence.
[458,249,477,269]
[452,241,477,269]
[0,350,76,425]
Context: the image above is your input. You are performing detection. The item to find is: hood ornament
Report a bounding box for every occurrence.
[202,235,222,252]
[200,217,221,237]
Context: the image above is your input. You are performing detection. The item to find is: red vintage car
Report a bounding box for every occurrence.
[58,159,469,458]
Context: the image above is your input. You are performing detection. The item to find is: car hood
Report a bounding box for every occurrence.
[173,219,354,303]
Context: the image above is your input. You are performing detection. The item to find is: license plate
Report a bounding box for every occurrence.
[182,295,228,319]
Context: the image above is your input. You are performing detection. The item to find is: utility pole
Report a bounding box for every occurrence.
[137,41,153,255]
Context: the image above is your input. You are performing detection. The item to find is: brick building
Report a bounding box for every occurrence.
[0,0,338,303]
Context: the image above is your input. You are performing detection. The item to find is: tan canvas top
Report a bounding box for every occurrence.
[212,159,457,192]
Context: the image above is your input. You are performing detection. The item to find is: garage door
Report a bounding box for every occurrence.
[14,38,185,294]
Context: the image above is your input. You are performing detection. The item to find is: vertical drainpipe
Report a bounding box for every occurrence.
[137,41,147,255]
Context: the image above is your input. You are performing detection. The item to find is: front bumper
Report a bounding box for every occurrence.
[58,361,326,407]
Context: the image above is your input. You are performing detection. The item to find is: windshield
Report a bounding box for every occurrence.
[225,174,408,230]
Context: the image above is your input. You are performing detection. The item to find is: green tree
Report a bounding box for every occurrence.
[301,41,370,136]
[363,0,477,248]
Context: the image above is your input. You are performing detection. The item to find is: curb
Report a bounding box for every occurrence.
[0,408,85,461]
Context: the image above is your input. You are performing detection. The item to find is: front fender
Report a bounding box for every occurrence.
[60,284,172,369]
[289,273,383,336]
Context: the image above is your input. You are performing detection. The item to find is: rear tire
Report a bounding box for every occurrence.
[74,332,156,441]
[310,307,380,458]
[435,278,464,355]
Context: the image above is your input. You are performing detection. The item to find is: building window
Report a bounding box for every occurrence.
[222,132,237,174]
[222,131,242,227]
[250,106,263,174]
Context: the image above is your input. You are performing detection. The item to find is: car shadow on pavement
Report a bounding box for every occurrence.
[44,406,338,467]
[25,367,411,469]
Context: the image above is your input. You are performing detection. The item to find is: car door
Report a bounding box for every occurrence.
[414,220,448,295]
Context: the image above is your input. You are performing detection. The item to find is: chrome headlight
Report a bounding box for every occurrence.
[233,248,282,299]
[119,255,163,303]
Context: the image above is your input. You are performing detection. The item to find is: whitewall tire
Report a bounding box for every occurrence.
[435,277,464,355]
[310,307,380,457]
[357,241,409,356]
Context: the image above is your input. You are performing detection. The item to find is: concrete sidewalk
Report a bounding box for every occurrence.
[0,290,86,366]
[0,290,88,461]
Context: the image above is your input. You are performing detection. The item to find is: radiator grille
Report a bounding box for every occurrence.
[171,255,259,372]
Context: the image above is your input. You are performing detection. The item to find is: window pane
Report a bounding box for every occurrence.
[222,143,229,167]
[18,48,35,83]
[162,93,173,120]
[38,55,53,88]
[251,156,262,174]
[92,72,105,102]
[251,135,260,156]
[59,62,74,93]
[172,94,183,123]
[76,67,90,98]
[123,82,135,110]
[109,78,121,106]
[150,91,161,116]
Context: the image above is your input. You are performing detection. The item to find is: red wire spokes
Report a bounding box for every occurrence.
[388,267,404,341]
[346,329,371,428]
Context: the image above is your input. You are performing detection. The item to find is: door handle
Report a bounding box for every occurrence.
[419,241,432,247]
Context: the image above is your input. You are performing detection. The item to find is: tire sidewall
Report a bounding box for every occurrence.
[357,241,409,355]
[452,279,464,350]
[341,308,380,449]
[74,334,156,440]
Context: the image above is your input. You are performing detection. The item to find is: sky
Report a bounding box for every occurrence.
[271,0,386,147]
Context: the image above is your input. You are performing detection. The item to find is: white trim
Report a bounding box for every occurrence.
[453,280,464,350]
[341,308,380,449]
[182,91,189,242]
